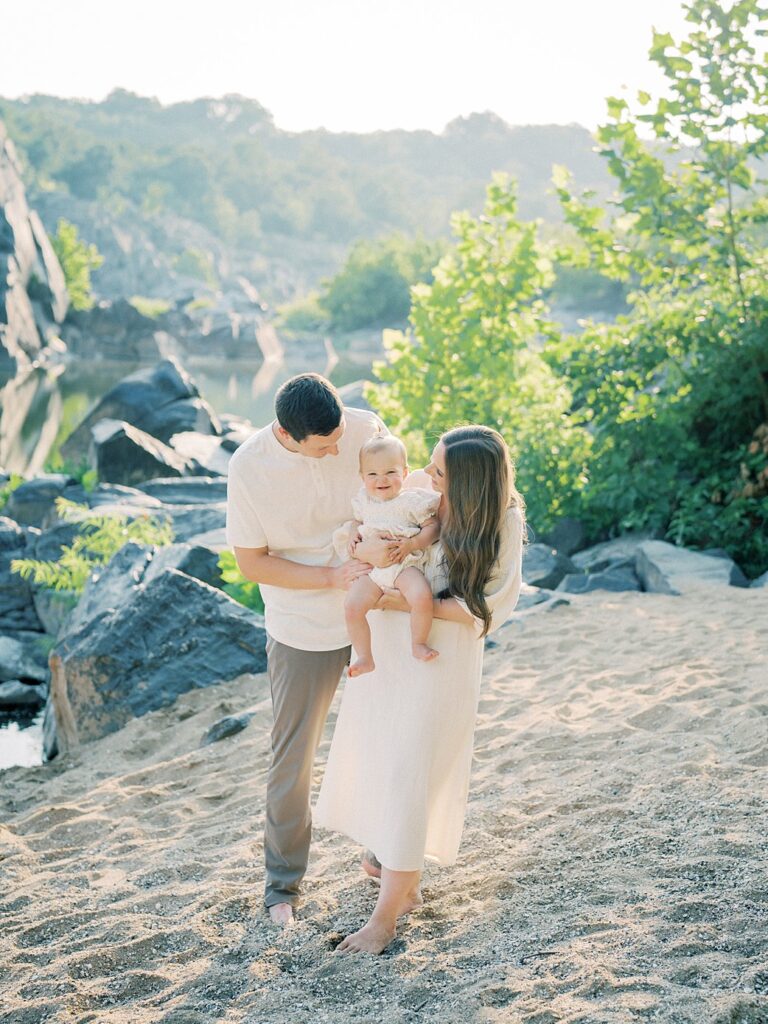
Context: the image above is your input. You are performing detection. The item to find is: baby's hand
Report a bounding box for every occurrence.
[389,537,414,564]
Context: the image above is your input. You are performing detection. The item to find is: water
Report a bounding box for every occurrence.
[0,709,45,770]
[0,343,374,769]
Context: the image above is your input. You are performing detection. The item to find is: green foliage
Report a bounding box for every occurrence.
[320,234,445,332]
[277,292,330,334]
[11,498,174,594]
[50,219,103,311]
[218,549,264,613]
[547,0,768,574]
[0,473,25,512]
[368,176,591,529]
[129,296,171,319]
[173,248,218,288]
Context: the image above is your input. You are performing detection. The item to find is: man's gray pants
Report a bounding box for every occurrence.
[263,634,350,909]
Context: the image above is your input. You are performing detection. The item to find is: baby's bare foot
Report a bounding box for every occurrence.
[412,644,438,662]
[349,657,375,677]
[336,920,396,955]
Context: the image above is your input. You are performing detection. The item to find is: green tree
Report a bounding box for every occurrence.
[551,0,768,572]
[368,176,591,529]
[50,219,103,311]
[320,234,445,332]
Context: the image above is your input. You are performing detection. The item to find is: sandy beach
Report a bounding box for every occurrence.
[1,585,767,1024]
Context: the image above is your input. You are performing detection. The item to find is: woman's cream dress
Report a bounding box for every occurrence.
[314,472,524,871]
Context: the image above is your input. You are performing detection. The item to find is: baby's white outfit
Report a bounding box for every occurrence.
[334,486,441,589]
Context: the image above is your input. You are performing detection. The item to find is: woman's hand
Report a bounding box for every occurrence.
[375,587,410,612]
[347,526,362,559]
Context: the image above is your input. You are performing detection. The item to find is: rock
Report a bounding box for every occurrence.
[50,482,164,526]
[4,473,73,527]
[60,358,221,462]
[542,517,586,557]
[143,542,222,589]
[0,679,47,707]
[64,541,154,638]
[572,535,650,573]
[522,543,577,590]
[557,565,641,594]
[134,476,228,504]
[32,588,79,637]
[88,418,193,486]
[515,585,551,611]
[49,568,267,751]
[337,380,375,413]
[201,712,255,747]
[186,527,227,551]
[0,120,68,373]
[0,630,54,682]
[0,549,43,630]
[42,694,58,760]
[635,540,750,595]
[159,503,226,542]
[751,570,768,588]
[0,515,26,551]
[219,416,256,452]
[168,431,232,476]
[29,520,81,562]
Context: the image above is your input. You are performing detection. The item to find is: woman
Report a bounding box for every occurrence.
[314,425,525,954]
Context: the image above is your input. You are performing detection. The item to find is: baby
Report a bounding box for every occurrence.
[339,435,441,677]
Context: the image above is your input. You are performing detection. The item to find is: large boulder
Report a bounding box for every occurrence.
[542,517,587,557]
[522,544,577,590]
[0,548,43,630]
[0,630,54,682]
[49,567,267,751]
[635,541,749,595]
[572,535,650,573]
[751,570,768,588]
[60,358,222,463]
[0,120,68,373]
[88,418,194,485]
[135,476,227,504]
[4,473,73,527]
[168,432,232,477]
[557,565,642,594]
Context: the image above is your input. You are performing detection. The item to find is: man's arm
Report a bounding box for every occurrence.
[233,546,371,590]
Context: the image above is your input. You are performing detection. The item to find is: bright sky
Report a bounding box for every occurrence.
[2,0,692,132]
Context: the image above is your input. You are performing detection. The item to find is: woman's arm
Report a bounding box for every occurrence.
[375,589,475,625]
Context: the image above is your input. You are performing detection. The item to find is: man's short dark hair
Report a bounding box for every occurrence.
[274,373,344,441]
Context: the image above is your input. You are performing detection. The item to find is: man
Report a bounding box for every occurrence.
[225,373,387,925]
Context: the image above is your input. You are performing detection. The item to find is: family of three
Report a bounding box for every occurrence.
[225,373,524,954]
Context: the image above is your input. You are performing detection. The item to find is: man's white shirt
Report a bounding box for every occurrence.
[225,406,387,651]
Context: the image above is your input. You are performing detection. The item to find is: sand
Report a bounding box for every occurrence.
[1,585,767,1024]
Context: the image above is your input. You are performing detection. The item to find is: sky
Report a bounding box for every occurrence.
[1,0,693,133]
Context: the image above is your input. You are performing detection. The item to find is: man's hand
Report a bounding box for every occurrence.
[354,533,399,569]
[375,587,410,612]
[330,559,372,590]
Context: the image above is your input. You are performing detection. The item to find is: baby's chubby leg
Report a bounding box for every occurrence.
[395,567,438,663]
[345,575,384,677]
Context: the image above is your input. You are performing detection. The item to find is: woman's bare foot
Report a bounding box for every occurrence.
[268,903,294,927]
[348,657,375,677]
[400,887,423,916]
[336,919,396,955]
[362,851,382,879]
[412,643,438,662]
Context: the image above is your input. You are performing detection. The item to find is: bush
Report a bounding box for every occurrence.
[218,550,264,613]
[11,498,174,594]
[50,219,103,311]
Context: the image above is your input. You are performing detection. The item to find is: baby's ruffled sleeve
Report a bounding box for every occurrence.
[410,487,441,525]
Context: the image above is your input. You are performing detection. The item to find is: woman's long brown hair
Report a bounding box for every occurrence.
[440,425,525,636]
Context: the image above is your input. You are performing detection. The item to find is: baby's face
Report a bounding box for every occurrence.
[361,450,407,500]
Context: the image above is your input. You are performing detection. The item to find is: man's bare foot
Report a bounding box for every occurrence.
[362,850,382,879]
[412,643,438,662]
[336,919,396,955]
[348,657,375,677]
[268,903,294,927]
